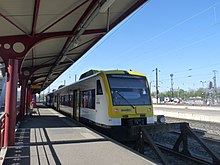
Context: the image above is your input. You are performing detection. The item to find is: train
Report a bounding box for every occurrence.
[46,69,160,140]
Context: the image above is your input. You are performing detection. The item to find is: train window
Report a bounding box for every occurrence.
[97,80,103,95]
[107,75,151,106]
[81,89,95,109]
[69,95,73,107]
[61,96,64,105]
[64,95,69,106]
[69,95,72,101]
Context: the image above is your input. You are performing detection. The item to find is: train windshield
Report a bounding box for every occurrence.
[107,74,151,106]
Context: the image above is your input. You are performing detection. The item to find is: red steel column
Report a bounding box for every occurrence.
[25,88,31,115]
[20,79,27,120]
[4,59,18,146]
[24,87,28,115]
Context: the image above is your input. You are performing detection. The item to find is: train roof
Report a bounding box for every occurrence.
[49,69,146,94]
[102,70,145,77]
[79,69,145,79]
[79,70,100,80]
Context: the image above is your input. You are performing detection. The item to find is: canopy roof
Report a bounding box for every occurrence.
[0,0,147,93]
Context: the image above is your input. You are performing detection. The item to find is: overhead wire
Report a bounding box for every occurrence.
[69,1,220,74]
[63,1,220,91]
[112,1,220,66]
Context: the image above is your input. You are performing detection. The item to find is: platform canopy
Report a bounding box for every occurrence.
[0,0,147,93]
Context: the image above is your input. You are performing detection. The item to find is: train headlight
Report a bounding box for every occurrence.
[114,108,119,112]
[147,108,151,112]
[157,115,165,123]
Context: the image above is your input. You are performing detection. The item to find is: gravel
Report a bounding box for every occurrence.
[123,117,220,164]
[154,117,220,164]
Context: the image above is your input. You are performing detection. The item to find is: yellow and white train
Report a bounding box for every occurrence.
[46,70,154,139]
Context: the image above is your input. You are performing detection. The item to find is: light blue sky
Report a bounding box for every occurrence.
[44,0,220,93]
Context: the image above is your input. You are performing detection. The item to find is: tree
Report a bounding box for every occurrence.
[178,89,184,98]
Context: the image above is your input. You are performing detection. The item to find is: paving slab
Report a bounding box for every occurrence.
[3,107,156,165]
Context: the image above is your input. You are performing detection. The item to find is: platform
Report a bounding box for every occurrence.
[3,106,156,165]
[154,104,220,123]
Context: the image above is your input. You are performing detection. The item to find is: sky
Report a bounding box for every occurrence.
[44,0,220,94]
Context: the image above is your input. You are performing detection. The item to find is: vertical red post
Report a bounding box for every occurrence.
[24,87,28,115]
[4,59,18,146]
[20,79,27,121]
[25,88,31,115]
[29,93,33,113]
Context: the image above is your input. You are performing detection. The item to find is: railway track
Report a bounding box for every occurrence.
[158,132,219,164]
[172,129,220,144]
[120,123,220,165]
[193,129,220,142]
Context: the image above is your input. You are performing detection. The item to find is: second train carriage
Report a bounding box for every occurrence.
[46,70,154,139]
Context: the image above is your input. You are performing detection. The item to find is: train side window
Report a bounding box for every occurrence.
[81,90,95,109]
[97,80,103,95]
[64,95,69,106]
[60,96,62,103]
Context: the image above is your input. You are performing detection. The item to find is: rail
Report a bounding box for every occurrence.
[0,112,5,151]
[134,123,220,165]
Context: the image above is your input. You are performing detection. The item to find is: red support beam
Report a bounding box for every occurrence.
[25,88,33,115]
[20,78,28,121]
[31,49,34,67]
[41,0,98,89]
[25,88,30,116]
[31,0,40,36]
[0,29,104,65]
[4,59,19,146]
[0,31,72,66]
[24,87,28,116]
[83,28,106,35]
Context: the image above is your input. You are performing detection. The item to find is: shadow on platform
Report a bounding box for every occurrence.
[2,104,157,165]
[3,107,94,165]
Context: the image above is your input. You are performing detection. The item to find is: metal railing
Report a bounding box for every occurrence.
[134,123,220,165]
[0,112,5,151]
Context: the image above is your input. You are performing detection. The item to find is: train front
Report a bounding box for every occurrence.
[105,71,154,127]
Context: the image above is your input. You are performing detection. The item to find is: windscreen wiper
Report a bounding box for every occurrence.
[115,91,135,109]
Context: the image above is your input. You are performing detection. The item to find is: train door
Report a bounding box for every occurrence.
[73,90,80,121]
[57,94,60,111]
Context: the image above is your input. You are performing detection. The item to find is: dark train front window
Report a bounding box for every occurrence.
[107,74,151,106]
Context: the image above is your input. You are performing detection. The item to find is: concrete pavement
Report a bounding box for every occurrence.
[3,107,156,165]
